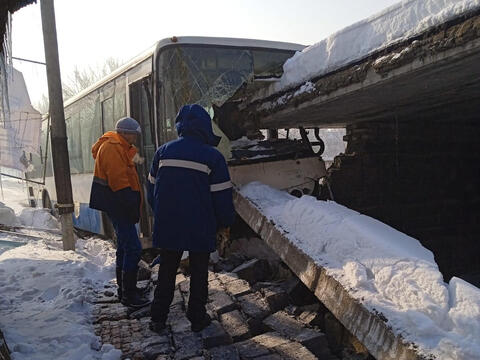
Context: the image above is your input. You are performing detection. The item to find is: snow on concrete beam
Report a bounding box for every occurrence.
[233,189,426,360]
[217,11,480,133]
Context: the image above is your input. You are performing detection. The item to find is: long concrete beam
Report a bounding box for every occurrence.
[233,190,428,360]
[217,13,480,133]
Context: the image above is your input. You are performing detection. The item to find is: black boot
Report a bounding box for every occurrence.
[121,271,151,308]
[187,310,211,332]
[117,267,150,300]
[115,267,123,302]
[149,320,166,334]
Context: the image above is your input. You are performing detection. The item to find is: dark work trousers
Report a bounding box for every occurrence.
[151,249,210,323]
[109,216,142,272]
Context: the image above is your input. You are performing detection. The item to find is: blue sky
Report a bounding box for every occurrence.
[12,0,400,104]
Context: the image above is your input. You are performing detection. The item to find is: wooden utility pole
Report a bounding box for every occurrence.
[40,0,75,251]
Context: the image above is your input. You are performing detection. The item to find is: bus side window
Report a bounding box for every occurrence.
[100,81,115,132]
[114,76,127,121]
[80,92,102,173]
[102,97,114,131]
[66,113,83,174]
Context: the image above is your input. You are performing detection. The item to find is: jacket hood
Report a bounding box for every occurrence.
[175,104,221,147]
[91,131,137,159]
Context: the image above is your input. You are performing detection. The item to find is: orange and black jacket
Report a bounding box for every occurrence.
[89,131,141,224]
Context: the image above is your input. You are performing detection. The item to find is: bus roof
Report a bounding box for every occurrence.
[63,36,305,109]
[155,36,305,53]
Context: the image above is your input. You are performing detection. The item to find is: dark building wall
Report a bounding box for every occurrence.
[325,102,480,282]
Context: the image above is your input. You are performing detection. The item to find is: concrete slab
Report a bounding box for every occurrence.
[219,310,251,342]
[224,278,251,298]
[201,320,232,349]
[208,290,237,315]
[234,190,427,360]
[238,292,271,320]
[207,344,240,360]
[274,341,317,360]
[216,272,239,285]
[172,331,203,360]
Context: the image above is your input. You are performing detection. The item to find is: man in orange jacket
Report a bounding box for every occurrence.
[89,117,150,308]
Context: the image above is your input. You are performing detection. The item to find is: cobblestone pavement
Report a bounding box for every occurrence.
[93,269,340,360]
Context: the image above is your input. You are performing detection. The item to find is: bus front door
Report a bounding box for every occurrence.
[129,76,155,247]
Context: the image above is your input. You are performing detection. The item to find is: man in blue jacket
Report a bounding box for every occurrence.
[148,104,235,332]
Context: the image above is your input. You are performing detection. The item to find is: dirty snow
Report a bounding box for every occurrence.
[240,182,480,360]
[273,0,480,93]
[0,180,120,360]
[293,81,316,97]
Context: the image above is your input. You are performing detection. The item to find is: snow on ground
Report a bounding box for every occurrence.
[0,180,121,360]
[240,182,480,360]
[274,0,480,93]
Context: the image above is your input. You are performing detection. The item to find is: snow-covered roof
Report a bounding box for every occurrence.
[274,0,480,94]
[218,0,480,132]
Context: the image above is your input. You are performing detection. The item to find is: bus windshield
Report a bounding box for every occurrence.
[156,45,295,142]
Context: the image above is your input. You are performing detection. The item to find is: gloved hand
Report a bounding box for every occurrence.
[216,227,230,239]
[216,227,230,257]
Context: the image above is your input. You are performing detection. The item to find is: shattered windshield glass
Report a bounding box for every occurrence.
[157,45,294,126]
[156,45,295,155]
[158,46,253,113]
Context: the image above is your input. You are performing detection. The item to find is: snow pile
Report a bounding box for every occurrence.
[0,202,18,226]
[275,0,480,92]
[18,208,59,230]
[293,81,315,97]
[261,81,317,111]
[240,182,480,359]
[0,234,119,360]
[0,178,29,214]
[0,178,59,229]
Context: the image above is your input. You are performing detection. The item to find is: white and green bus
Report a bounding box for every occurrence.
[30,36,304,237]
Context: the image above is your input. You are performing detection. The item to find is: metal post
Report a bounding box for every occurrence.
[0,173,4,201]
[40,0,75,251]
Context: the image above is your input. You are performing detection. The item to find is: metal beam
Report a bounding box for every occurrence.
[12,56,46,66]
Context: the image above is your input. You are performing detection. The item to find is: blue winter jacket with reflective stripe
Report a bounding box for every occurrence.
[147,104,235,252]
